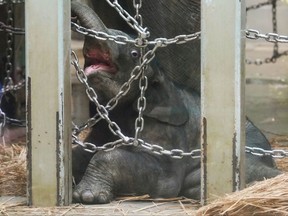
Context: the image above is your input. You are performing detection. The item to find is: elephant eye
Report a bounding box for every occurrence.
[130,49,139,58]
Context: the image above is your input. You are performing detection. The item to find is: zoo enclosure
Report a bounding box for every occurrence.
[0,0,288,207]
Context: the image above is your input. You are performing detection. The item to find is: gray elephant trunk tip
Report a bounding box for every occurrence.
[71,0,109,33]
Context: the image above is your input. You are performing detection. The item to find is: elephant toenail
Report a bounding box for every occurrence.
[81,189,95,204]
[72,191,81,203]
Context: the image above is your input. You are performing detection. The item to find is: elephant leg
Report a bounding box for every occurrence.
[245,155,282,184]
[180,168,201,199]
[72,148,183,204]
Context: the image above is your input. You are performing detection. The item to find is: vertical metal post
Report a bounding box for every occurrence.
[25,0,72,206]
[201,0,246,204]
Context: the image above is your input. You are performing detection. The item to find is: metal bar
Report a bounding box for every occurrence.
[25,0,72,206]
[201,0,246,204]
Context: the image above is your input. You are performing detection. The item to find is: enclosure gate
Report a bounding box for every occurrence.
[25,0,246,206]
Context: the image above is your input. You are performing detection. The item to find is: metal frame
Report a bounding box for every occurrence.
[25,0,72,206]
[201,0,246,204]
[23,0,246,206]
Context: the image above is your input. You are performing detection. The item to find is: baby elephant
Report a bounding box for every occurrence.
[71,1,281,204]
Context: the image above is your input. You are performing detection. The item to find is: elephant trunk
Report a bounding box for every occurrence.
[71,1,109,33]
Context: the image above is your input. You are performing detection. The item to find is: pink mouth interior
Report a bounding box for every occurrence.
[84,49,117,76]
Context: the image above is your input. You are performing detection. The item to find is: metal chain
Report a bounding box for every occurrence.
[0,2,14,136]
[71,21,136,45]
[134,68,147,144]
[4,2,14,89]
[0,0,25,133]
[74,135,202,159]
[0,0,24,5]
[71,51,129,143]
[246,29,288,43]
[71,38,208,158]
[245,29,288,65]
[0,21,25,35]
[71,2,288,159]
[246,0,288,65]
[133,0,143,27]
[71,43,160,136]
[71,21,201,47]
[271,0,279,57]
[246,0,275,11]
[1,4,25,93]
[105,0,149,39]
[1,79,24,93]
[245,147,288,159]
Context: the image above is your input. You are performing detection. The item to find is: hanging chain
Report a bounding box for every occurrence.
[0,2,25,93]
[0,2,15,136]
[132,0,148,145]
[105,0,149,39]
[133,0,143,27]
[246,0,288,65]
[246,0,274,11]
[134,67,147,144]
[0,1,25,35]
[271,0,279,58]
[4,2,14,89]
[0,0,24,5]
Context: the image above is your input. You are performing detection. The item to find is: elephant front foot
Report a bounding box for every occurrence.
[73,182,114,204]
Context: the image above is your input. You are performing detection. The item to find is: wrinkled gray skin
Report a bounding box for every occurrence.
[71,2,281,204]
[90,0,201,92]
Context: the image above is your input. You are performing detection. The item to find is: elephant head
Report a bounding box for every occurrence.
[71,1,155,105]
[90,0,202,93]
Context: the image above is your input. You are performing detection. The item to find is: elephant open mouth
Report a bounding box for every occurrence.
[84,50,118,76]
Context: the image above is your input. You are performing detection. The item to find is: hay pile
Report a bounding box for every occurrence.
[0,144,26,196]
[0,134,288,215]
[197,173,288,215]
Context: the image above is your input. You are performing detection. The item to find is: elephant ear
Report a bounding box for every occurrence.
[133,70,189,126]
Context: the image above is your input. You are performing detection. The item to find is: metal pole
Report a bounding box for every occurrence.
[25,0,72,206]
[201,0,246,204]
